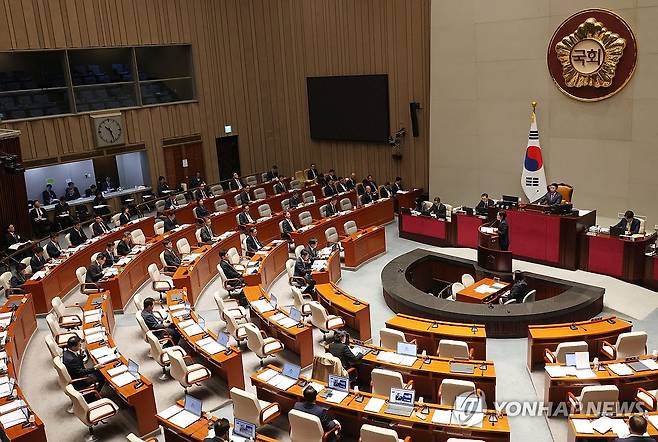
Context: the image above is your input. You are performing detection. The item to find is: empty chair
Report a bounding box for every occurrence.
[154,221,164,235]
[601,331,647,360]
[244,323,284,366]
[339,198,352,211]
[90,252,100,264]
[225,311,248,346]
[210,184,223,196]
[451,282,465,296]
[290,179,302,190]
[175,194,187,206]
[461,274,475,287]
[76,267,101,295]
[234,194,243,206]
[63,233,72,248]
[131,229,146,245]
[302,191,315,203]
[360,424,411,442]
[51,296,84,329]
[289,409,340,442]
[227,247,245,269]
[253,188,266,200]
[155,200,166,214]
[319,204,328,218]
[230,387,281,427]
[214,291,248,320]
[176,238,191,255]
[281,199,291,211]
[145,330,187,380]
[438,379,478,406]
[135,312,151,343]
[324,227,339,244]
[309,301,345,341]
[258,204,272,218]
[567,385,619,414]
[636,387,658,411]
[214,198,228,213]
[45,334,63,359]
[544,341,589,364]
[298,211,313,226]
[148,263,174,301]
[379,328,415,350]
[344,220,357,236]
[437,339,473,359]
[168,350,211,394]
[65,384,119,441]
[371,368,413,396]
[522,289,536,303]
[110,213,121,228]
[245,175,257,186]
[291,286,312,316]
[0,272,14,293]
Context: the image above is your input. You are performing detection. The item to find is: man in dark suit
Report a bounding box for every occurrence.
[273,179,286,194]
[46,233,62,258]
[54,197,73,229]
[4,224,24,251]
[323,180,337,197]
[163,240,182,267]
[391,177,403,194]
[613,415,653,442]
[475,193,495,213]
[62,336,105,390]
[229,172,245,190]
[294,249,316,294]
[325,199,339,217]
[238,186,252,205]
[119,207,131,225]
[335,178,347,194]
[329,330,363,380]
[218,250,245,304]
[203,418,230,442]
[30,246,47,272]
[30,200,52,237]
[91,215,111,237]
[101,177,114,192]
[141,297,180,344]
[10,264,28,288]
[306,163,319,180]
[245,227,263,255]
[116,232,132,256]
[100,242,115,268]
[199,217,215,244]
[193,199,210,219]
[86,254,105,282]
[345,173,357,190]
[497,211,509,251]
[429,197,447,220]
[265,165,279,181]
[280,211,296,242]
[163,212,179,232]
[363,174,377,190]
[64,182,81,200]
[238,205,255,225]
[42,184,57,205]
[69,221,88,247]
[293,386,340,441]
[305,238,319,261]
[538,183,562,206]
[499,271,529,304]
[614,210,641,234]
[157,176,170,197]
[189,171,204,190]
[361,185,379,205]
[164,195,178,210]
[85,184,98,198]
[379,182,392,199]
[289,192,302,209]
[326,169,338,182]
[194,185,210,201]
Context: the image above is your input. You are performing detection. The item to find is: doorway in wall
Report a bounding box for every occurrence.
[216,136,240,181]
[162,142,204,189]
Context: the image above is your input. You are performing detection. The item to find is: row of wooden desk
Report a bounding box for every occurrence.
[569,413,658,441]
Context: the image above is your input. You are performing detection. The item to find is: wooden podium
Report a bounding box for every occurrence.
[477,223,512,273]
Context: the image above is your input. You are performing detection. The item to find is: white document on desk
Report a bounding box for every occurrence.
[607,363,633,376]
[200,340,225,355]
[641,358,658,370]
[0,409,26,428]
[572,419,595,434]
[432,409,452,424]
[107,365,128,377]
[256,369,277,382]
[158,405,182,420]
[168,409,199,429]
[0,400,25,415]
[364,397,385,413]
[111,372,137,387]
[183,323,204,336]
[324,390,349,404]
[610,419,630,438]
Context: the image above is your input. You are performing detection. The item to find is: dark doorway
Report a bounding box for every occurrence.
[92,157,120,190]
[162,142,204,190]
[216,136,240,181]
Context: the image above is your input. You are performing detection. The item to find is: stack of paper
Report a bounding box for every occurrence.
[90,346,117,364]
[171,309,189,318]
[640,358,658,370]
[591,416,613,434]
[267,374,297,390]
[157,404,182,420]
[169,409,199,428]
[610,420,630,438]
[0,332,6,347]
[85,332,106,344]
[364,397,385,413]
[375,351,416,366]
[572,419,595,434]
[256,369,278,382]
[545,365,576,378]
[0,400,25,415]
[432,409,452,424]
[324,390,349,404]
[308,382,324,393]
[84,313,102,324]
[197,337,225,355]
[252,299,274,313]
[107,365,128,377]
[607,363,633,376]
[30,270,47,280]
[0,409,26,428]
[183,323,204,336]
[112,371,138,387]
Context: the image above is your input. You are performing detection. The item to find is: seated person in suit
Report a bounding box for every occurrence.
[46,233,62,258]
[325,198,339,217]
[189,171,204,190]
[163,239,182,267]
[229,172,245,190]
[69,221,88,247]
[363,174,377,190]
[294,249,316,294]
[157,176,170,197]
[475,192,495,213]
[307,163,319,180]
[335,178,347,194]
[345,173,357,190]
[100,242,115,268]
[42,184,57,205]
[62,336,105,390]
[4,224,25,251]
[614,210,641,234]
[429,197,447,219]
[203,418,231,442]
[117,232,133,256]
[293,386,341,441]
[414,197,429,216]
[119,206,132,225]
[538,182,562,206]
[305,238,319,261]
[238,186,252,204]
[141,297,181,345]
[29,200,52,237]
[360,185,376,205]
[164,194,178,210]
[613,415,653,442]
[91,215,111,237]
[265,165,280,181]
[379,182,392,199]
[323,180,337,197]
[92,191,110,215]
[30,246,47,272]
[194,185,210,201]
[245,227,263,255]
[54,197,73,229]
[64,182,81,200]
[199,217,215,244]
[86,253,106,283]
[84,184,97,198]
[289,191,302,208]
[499,271,529,304]
[101,176,114,192]
[193,198,210,219]
[238,204,255,225]
[280,211,296,242]
[163,211,179,232]
[218,250,246,306]
[391,176,403,194]
[326,169,338,182]
[10,263,28,288]
[329,330,363,382]
[273,178,286,194]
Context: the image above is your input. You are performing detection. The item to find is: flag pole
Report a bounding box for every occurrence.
[531,101,537,121]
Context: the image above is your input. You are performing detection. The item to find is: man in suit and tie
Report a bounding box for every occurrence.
[294,249,316,294]
[101,176,114,192]
[54,197,73,229]
[497,211,509,251]
[64,182,81,200]
[335,178,347,194]
[289,192,302,209]
[29,200,52,237]
[69,221,88,247]
[391,177,403,194]
[307,163,319,180]
[293,386,340,441]
[157,176,170,197]
[272,179,286,195]
[119,207,131,225]
[265,165,280,181]
[62,336,105,390]
[116,232,132,256]
[613,415,653,442]
[280,211,296,243]
[305,238,319,261]
[613,210,641,234]
[42,184,57,205]
[238,186,252,205]
[379,182,392,199]
[323,180,337,197]
[163,239,182,267]
[218,250,245,301]
[46,233,62,258]
[326,169,338,182]
[141,297,181,345]
[30,246,47,272]
[363,174,377,190]
[475,193,495,214]
[100,242,115,268]
[4,224,24,251]
[238,205,255,225]
[199,217,215,244]
[229,172,245,190]
[329,330,363,381]
[538,183,562,206]
[345,173,357,190]
[189,171,204,190]
[86,253,105,283]
[91,215,111,237]
[245,227,263,255]
[361,185,379,205]
[194,185,210,201]
[429,197,447,220]
[163,212,179,232]
[10,264,28,289]
[499,271,530,304]
[325,198,339,217]
[193,198,210,219]
[164,195,178,210]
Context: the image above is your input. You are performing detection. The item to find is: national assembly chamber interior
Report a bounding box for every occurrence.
[0,1,657,441]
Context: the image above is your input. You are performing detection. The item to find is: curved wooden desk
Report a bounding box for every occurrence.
[165,289,245,390]
[311,247,341,284]
[341,225,386,270]
[82,292,158,436]
[569,412,658,441]
[527,316,632,370]
[242,240,289,290]
[393,188,423,212]
[385,314,487,360]
[1,295,46,441]
[252,365,510,442]
[243,286,314,368]
[315,283,371,342]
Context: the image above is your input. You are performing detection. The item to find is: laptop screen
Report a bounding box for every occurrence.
[502,195,519,203]
[270,294,278,309]
[565,353,576,367]
[198,315,205,330]
[328,375,349,392]
[282,363,301,380]
[184,394,202,417]
[127,359,139,377]
[397,342,417,357]
[390,388,415,406]
[234,418,256,439]
[217,332,229,347]
[289,306,301,322]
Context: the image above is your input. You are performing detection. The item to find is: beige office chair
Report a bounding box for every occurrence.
[131,229,146,245]
[325,227,339,244]
[89,253,100,264]
[253,188,266,200]
[245,175,257,186]
[63,233,72,248]
[294,245,305,259]
[379,328,415,350]
[45,334,62,359]
[291,286,312,316]
[0,272,12,291]
[234,194,244,207]
[244,322,284,366]
[258,204,272,219]
[154,221,164,235]
[168,350,211,394]
[126,434,158,442]
[225,311,248,347]
[211,184,224,195]
[287,259,308,289]
[437,339,473,359]
[302,191,315,204]
[340,198,352,211]
[567,385,619,414]
[175,194,187,206]
[556,183,574,203]
[360,424,411,442]
[281,199,291,211]
[227,247,245,267]
[601,331,647,360]
[371,368,414,396]
[438,379,478,406]
[110,213,121,228]
[544,341,589,364]
[148,263,174,301]
[155,200,166,214]
[194,228,204,245]
[214,198,228,213]
[65,384,119,441]
[51,296,84,329]
[311,353,352,381]
[344,220,357,236]
[75,267,102,295]
[52,356,100,414]
[230,387,281,427]
[461,274,475,287]
[522,290,536,303]
[636,387,658,411]
[309,301,345,341]
[213,291,248,322]
[135,311,152,344]
[290,179,302,190]
[289,409,339,442]
[176,238,191,255]
[298,211,313,227]
[145,330,187,380]
[132,292,167,321]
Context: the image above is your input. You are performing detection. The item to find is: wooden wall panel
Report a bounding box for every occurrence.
[0,0,430,191]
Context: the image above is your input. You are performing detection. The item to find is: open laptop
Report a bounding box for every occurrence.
[127,359,139,380]
[396,342,418,366]
[233,418,256,441]
[217,332,230,348]
[289,306,302,323]
[320,374,350,404]
[267,363,301,390]
[168,394,202,429]
[270,294,278,309]
[385,387,415,417]
[184,394,202,418]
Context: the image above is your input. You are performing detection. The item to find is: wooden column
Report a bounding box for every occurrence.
[0,130,30,240]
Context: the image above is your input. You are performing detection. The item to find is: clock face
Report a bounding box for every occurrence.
[97,118,122,144]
